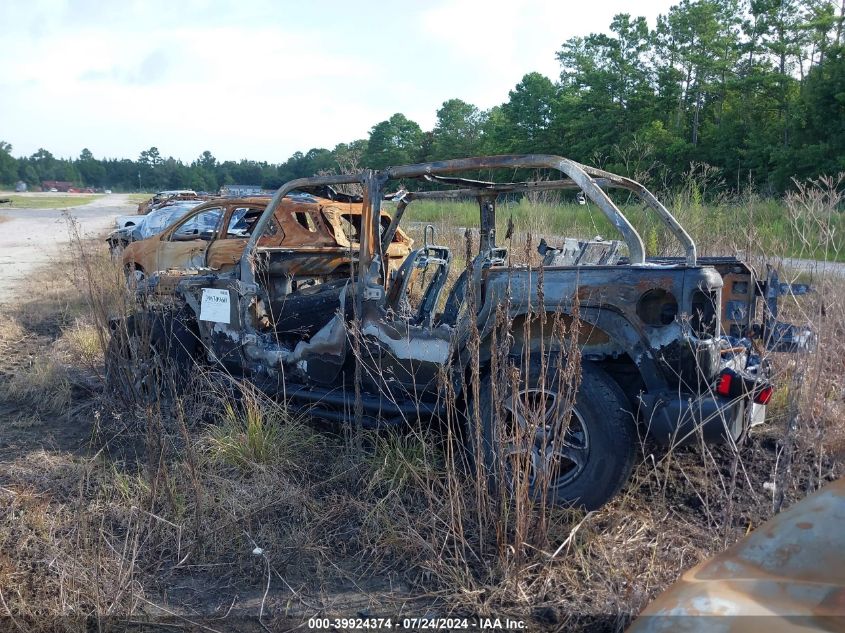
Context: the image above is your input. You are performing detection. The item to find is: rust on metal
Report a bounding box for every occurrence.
[628,478,845,631]
[136,190,203,215]
[122,194,412,283]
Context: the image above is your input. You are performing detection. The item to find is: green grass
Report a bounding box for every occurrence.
[126,193,152,204]
[398,196,845,262]
[0,194,99,209]
[205,395,320,469]
[401,199,612,238]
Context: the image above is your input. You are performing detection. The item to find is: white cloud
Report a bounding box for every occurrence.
[0,11,387,161]
[0,0,676,162]
[418,0,675,107]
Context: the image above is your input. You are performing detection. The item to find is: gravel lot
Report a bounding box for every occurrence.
[0,194,133,301]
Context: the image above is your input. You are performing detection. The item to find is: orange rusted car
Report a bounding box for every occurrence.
[122,193,413,289]
[628,478,845,632]
[136,190,199,215]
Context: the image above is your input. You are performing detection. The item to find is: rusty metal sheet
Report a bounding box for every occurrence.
[137,191,206,215]
[628,478,845,632]
[206,237,246,270]
[258,198,336,248]
[137,198,153,215]
[124,195,412,284]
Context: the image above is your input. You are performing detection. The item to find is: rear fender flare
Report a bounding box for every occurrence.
[471,306,666,393]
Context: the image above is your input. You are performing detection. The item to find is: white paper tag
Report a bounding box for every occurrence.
[199,288,231,324]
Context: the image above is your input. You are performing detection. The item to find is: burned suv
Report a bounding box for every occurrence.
[109,155,811,510]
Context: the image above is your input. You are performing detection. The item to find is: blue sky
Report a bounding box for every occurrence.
[1,0,676,163]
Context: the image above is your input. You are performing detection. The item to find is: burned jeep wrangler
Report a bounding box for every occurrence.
[108,155,812,509]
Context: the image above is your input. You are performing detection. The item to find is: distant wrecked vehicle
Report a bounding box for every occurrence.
[109,155,813,510]
[107,199,205,258]
[119,189,413,291]
[136,189,197,215]
[115,191,204,231]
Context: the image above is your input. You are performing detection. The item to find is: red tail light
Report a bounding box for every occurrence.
[716,372,733,396]
[717,369,772,402]
[754,386,773,405]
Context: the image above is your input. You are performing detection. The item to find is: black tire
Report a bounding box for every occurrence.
[105,311,199,403]
[471,358,636,510]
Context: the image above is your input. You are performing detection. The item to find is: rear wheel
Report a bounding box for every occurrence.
[471,358,637,510]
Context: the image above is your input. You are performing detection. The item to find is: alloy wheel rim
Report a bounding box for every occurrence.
[500,387,590,492]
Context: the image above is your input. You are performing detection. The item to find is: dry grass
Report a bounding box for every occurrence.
[55,321,103,367]
[0,314,25,342]
[0,355,72,416]
[1,311,73,419]
[0,177,843,631]
[204,390,322,469]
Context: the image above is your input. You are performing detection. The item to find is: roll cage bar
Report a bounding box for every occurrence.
[238,155,698,287]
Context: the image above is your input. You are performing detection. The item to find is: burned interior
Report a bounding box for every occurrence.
[123,192,413,295]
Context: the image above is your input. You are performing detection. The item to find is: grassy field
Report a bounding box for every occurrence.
[0,194,100,209]
[401,193,845,262]
[125,193,152,204]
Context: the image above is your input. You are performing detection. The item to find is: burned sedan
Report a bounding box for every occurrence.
[108,155,813,510]
[121,191,413,291]
[106,199,205,259]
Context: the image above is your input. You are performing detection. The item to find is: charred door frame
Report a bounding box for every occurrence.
[155,203,227,272]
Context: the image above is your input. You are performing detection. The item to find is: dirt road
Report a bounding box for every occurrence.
[0,194,132,301]
[780,256,845,278]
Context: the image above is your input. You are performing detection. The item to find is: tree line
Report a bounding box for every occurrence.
[2,0,843,196]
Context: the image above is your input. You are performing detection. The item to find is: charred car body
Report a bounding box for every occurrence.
[109,155,812,509]
[113,190,202,231]
[107,199,206,257]
[628,477,845,630]
[119,191,413,293]
[136,190,198,215]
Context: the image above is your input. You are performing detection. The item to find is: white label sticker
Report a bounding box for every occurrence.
[200,288,231,324]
